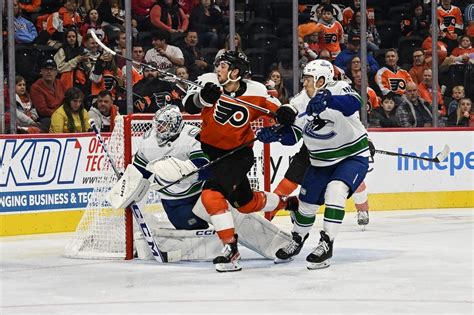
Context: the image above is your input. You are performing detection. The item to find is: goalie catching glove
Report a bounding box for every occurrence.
[107,164,150,210]
[146,156,198,183]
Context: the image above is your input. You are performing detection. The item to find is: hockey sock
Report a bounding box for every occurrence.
[265,178,299,220]
[237,191,267,214]
[353,181,369,212]
[202,189,235,243]
[323,181,349,240]
[292,200,317,237]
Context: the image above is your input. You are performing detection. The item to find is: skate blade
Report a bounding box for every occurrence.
[215,262,242,272]
[274,257,294,264]
[306,260,330,270]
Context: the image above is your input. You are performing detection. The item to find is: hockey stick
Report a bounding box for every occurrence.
[375,145,450,163]
[89,118,177,263]
[90,31,276,117]
[148,125,284,192]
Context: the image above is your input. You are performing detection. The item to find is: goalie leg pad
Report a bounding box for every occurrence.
[107,164,150,210]
[161,196,209,230]
[231,208,292,259]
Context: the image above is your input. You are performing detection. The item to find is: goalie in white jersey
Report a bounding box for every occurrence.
[112,105,292,261]
[257,59,370,269]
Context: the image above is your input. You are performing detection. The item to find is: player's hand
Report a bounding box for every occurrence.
[306,90,331,116]
[368,138,375,157]
[256,126,281,143]
[199,82,222,107]
[276,104,297,126]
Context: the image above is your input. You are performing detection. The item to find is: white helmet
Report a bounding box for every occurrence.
[153,105,184,146]
[303,59,335,88]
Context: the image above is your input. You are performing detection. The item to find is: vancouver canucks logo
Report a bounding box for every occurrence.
[214,99,249,127]
[304,116,336,140]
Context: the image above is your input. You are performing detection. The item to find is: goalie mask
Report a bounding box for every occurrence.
[153,105,184,146]
[303,59,335,91]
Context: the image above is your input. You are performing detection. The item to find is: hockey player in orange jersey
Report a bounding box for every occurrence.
[183,51,298,272]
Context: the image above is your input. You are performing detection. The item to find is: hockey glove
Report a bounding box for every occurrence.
[276,104,297,126]
[306,90,332,116]
[368,138,375,157]
[199,82,222,107]
[256,126,281,143]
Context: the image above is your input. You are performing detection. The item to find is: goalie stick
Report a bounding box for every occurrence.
[89,118,178,263]
[375,145,450,163]
[90,31,276,117]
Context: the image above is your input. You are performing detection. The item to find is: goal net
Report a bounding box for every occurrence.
[64,114,270,260]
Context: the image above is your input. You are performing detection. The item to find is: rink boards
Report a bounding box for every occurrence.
[0,128,473,236]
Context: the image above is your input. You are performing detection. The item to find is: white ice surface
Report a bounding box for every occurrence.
[1,208,473,315]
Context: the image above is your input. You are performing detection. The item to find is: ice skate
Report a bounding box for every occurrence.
[213,235,241,272]
[357,211,369,230]
[274,231,308,264]
[306,231,333,270]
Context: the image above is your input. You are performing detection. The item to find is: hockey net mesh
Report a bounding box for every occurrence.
[65,114,268,259]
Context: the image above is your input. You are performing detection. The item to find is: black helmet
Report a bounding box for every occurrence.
[215,51,250,77]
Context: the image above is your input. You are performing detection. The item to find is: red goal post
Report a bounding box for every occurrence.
[65,113,272,260]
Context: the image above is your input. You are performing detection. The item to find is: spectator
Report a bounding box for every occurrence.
[298,18,322,54]
[298,36,318,69]
[342,0,376,30]
[409,48,430,84]
[437,0,464,53]
[50,87,90,133]
[417,68,446,116]
[447,86,465,116]
[396,81,433,127]
[215,33,244,62]
[90,51,123,98]
[15,75,43,133]
[401,0,430,38]
[351,70,380,115]
[465,0,474,25]
[311,0,343,22]
[316,4,344,60]
[132,0,156,31]
[345,10,380,52]
[179,30,213,80]
[150,0,189,42]
[80,9,106,44]
[145,29,185,73]
[83,0,102,13]
[170,65,189,111]
[54,28,90,91]
[447,97,473,127]
[83,33,101,68]
[18,0,41,14]
[133,61,174,113]
[13,0,38,44]
[189,0,224,48]
[369,92,400,127]
[267,69,289,104]
[113,30,127,68]
[30,59,67,130]
[422,25,449,65]
[334,32,379,76]
[88,90,119,132]
[121,42,146,86]
[375,49,414,107]
[451,35,474,62]
[46,0,82,41]
[98,0,125,34]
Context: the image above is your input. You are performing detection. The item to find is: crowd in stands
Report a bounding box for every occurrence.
[2,0,474,134]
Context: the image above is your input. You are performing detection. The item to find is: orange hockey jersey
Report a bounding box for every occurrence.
[437,5,463,40]
[375,67,414,95]
[184,73,280,150]
[317,21,344,59]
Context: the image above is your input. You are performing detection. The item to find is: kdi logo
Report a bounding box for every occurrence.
[0,139,82,186]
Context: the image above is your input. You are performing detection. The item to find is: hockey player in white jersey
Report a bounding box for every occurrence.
[109,105,292,261]
[257,59,370,269]
[266,60,373,227]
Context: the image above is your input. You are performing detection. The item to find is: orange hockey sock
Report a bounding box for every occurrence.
[201,189,235,243]
[237,192,266,214]
[265,178,298,220]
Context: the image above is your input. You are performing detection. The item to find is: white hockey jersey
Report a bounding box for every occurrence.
[133,124,209,200]
[293,80,369,167]
[289,88,312,114]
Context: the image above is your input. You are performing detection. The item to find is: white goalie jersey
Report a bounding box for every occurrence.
[133,124,208,200]
[293,81,370,167]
